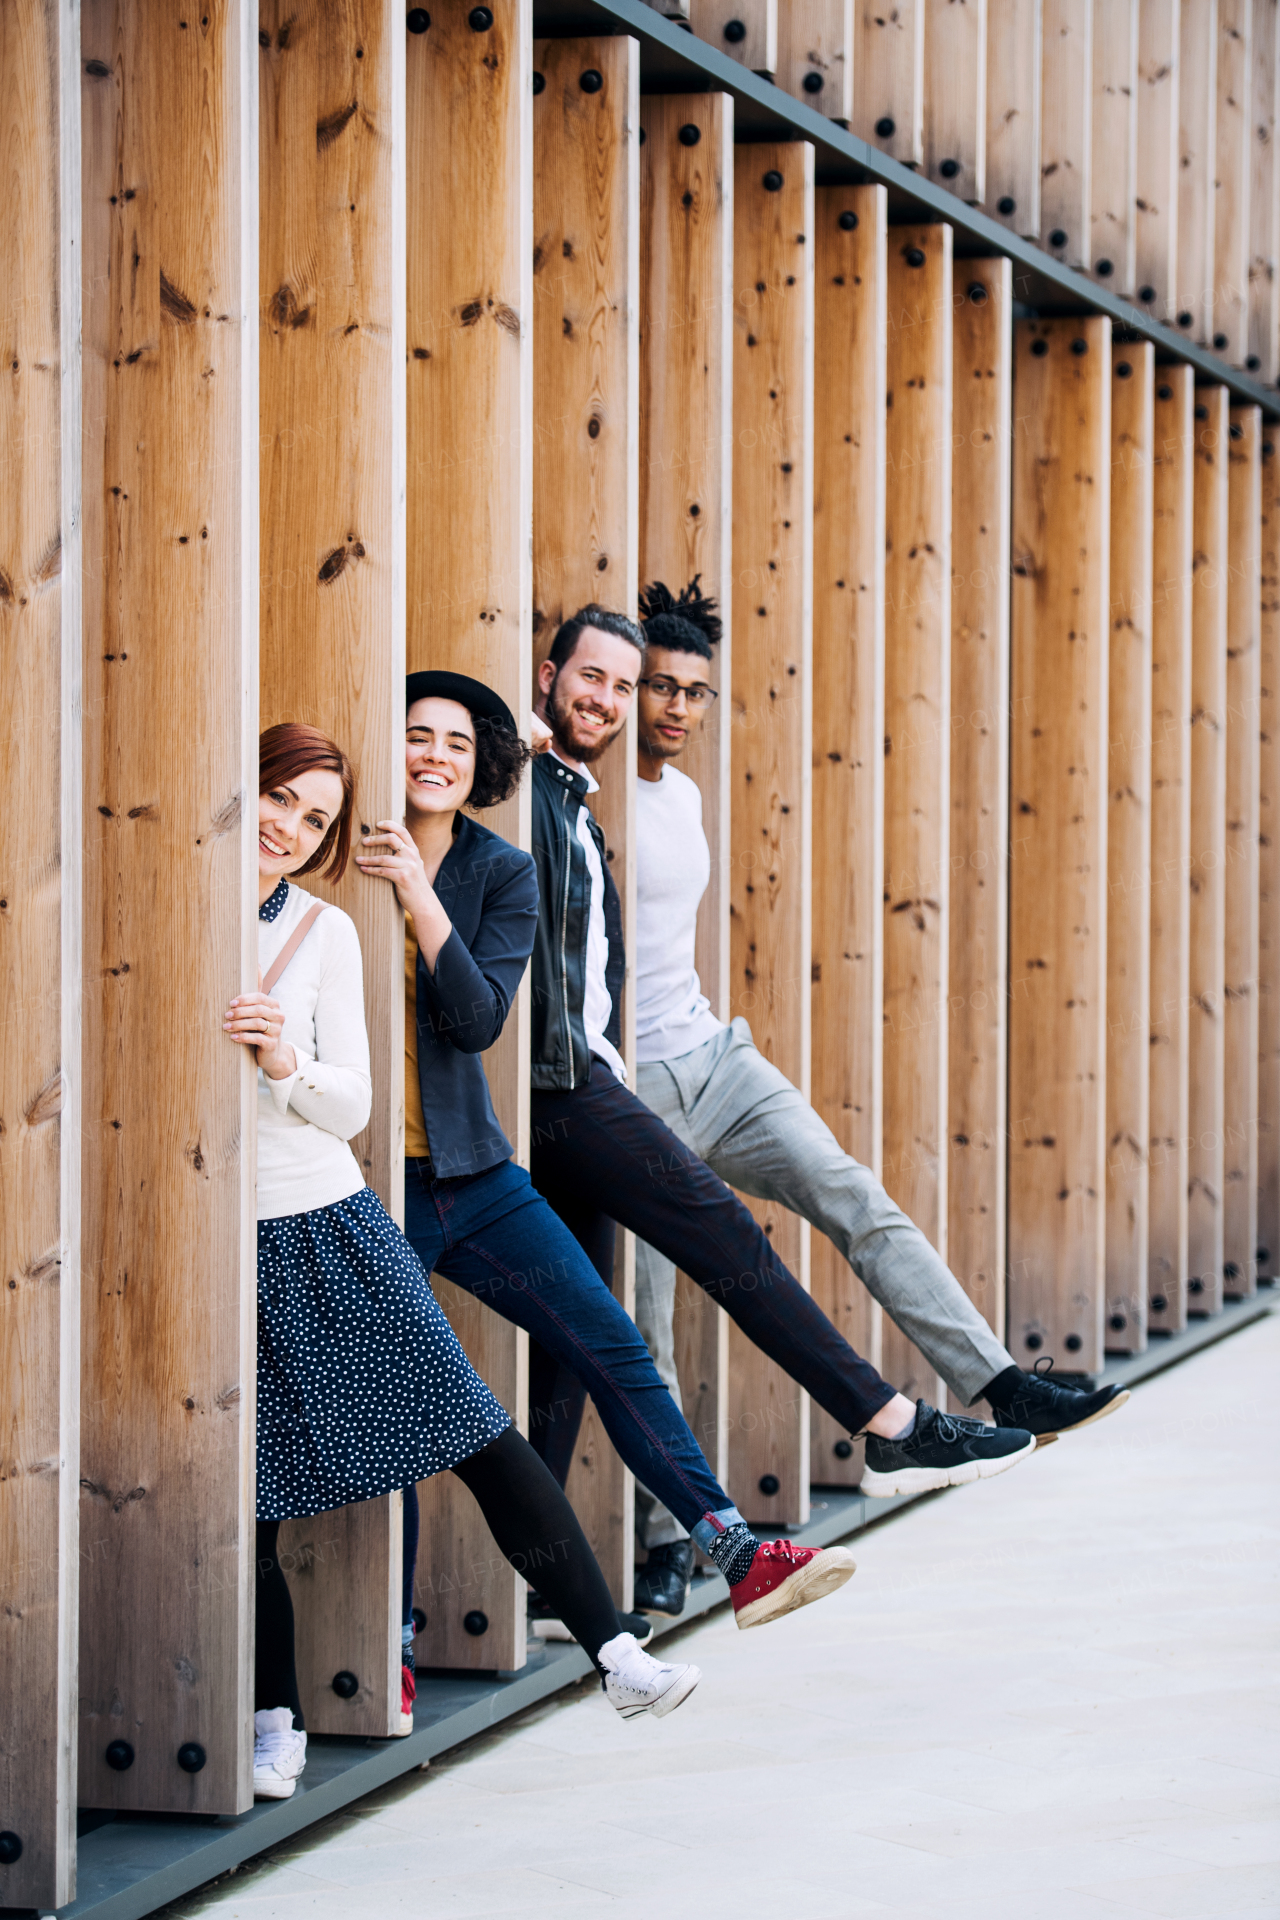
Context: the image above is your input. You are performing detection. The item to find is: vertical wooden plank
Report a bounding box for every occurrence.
[1040,0,1094,269]
[688,0,778,77]
[948,260,1012,1354]
[1148,366,1195,1333]
[880,224,953,1402]
[775,0,854,124]
[1187,384,1230,1311]
[728,143,815,1522]
[1105,341,1155,1353]
[1247,0,1280,378]
[79,0,258,1814]
[1135,0,1182,319]
[1008,317,1112,1371]
[0,0,80,1903]
[925,0,988,203]
[1176,0,1219,343]
[986,0,1043,238]
[1224,404,1262,1290]
[810,183,887,1487]
[403,0,532,1677]
[1091,0,1139,291]
[532,34,639,1604]
[1213,0,1253,362]
[855,0,925,167]
[1258,429,1280,1279]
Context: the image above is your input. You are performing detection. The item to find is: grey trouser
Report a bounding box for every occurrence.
[632,1018,1012,1547]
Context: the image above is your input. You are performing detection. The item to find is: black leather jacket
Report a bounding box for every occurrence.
[530,753,625,1090]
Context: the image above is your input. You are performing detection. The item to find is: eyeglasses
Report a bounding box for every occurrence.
[638,675,719,709]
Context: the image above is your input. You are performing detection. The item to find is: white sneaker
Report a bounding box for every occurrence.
[253,1707,307,1798]
[598,1632,701,1721]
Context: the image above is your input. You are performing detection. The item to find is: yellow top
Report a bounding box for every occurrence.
[404,914,432,1162]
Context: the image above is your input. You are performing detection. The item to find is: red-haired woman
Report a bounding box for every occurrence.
[226,725,700,1801]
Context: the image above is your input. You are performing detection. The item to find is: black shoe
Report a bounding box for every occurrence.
[987,1359,1130,1439]
[633,1541,695,1617]
[528,1595,653,1648]
[861,1401,1036,1497]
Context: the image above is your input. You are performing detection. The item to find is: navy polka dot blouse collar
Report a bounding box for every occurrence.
[260,878,290,923]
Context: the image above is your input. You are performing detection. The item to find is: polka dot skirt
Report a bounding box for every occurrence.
[256,1184,510,1521]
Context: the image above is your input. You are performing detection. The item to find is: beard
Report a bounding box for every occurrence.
[546,672,625,764]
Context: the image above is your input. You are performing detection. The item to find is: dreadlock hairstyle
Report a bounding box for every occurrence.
[637,576,723,661]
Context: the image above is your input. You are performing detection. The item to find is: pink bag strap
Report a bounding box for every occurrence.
[261,903,327,995]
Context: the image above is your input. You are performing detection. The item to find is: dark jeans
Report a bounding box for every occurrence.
[528,1061,897,1462]
[402,1155,729,1532]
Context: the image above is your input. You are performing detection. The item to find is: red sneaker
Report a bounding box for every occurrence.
[730,1540,857,1630]
[399,1662,416,1735]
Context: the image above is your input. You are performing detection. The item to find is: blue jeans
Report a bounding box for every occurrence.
[403,1155,736,1546]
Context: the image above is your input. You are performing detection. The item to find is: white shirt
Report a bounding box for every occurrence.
[256,882,372,1220]
[551,750,628,1083]
[634,765,725,1065]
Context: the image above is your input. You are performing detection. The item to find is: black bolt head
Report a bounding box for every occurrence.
[874,115,895,138]
[176,1742,207,1773]
[939,157,959,179]
[406,7,430,30]
[1230,422,1244,440]
[1178,310,1193,328]
[0,1832,22,1865]
[758,1473,780,1496]
[1266,443,1275,457]
[639,126,645,143]
[724,16,747,40]
[997,195,1016,215]
[1213,331,1229,350]
[1260,1246,1272,1262]
[579,67,603,92]
[762,169,784,192]
[1070,336,1088,354]
[1095,258,1113,277]
[1025,1331,1044,1350]
[1064,1333,1083,1352]
[678,122,701,145]
[1109,1313,1127,1331]
[1048,228,1068,248]
[837,209,858,230]
[1030,338,1049,357]
[532,69,544,93]
[1138,284,1156,303]
[1189,1276,1204,1292]
[1224,1259,1241,1276]
[1150,1294,1168,1313]
[904,245,925,267]
[468,4,492,25]
[1247,354,1261,370]
[803,70,824,92]
[967,282,988,304]
[412,1606,427,1633]
[1116,361,1132,379]
[332,1669,360,1698]
[463,1609,489,1636]
[105,1739,135,1771]
[833,1439,853,1460]
[1157,383,1173,400]
[1195,404,1208,420]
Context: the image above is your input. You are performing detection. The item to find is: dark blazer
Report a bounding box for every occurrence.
[529,753,625,1091]
[412,812,539,1178]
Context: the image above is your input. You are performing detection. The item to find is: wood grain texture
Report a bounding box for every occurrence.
[1090,0,1139,292]
[79,0,258,1815]
[1148,366,1195,1333]
[1213,0,1253,362]
[775,0,855,123]
[1177,0,1219,342]
[1223,403,1262,1291]
[533,35,639,1602]
[947,261,1012,1350]
[1257,429,1280,1279]
[987,0,1043,236]
[406,0,532,1676]
[688,0,778,75]
[1040,0,1094,269]
[1187,384,1230,1310]
[1135,0,1182,317]
[925,0,988,203]
[1104,342,1154,1353]
[810,183,886,1485]
[728,142,815,1523]
[881,224,953,1402]
[1007,317,1112,1371]
[855,0,925,166]
[1248,0,1279,378]
[0,0,81,1903]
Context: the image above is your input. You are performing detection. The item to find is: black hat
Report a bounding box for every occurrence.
[405,670,518,735]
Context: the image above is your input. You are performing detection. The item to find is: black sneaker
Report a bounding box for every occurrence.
[633,1540,695,1617]
[528,1594,653,1648]
[988,1358,1130,1439]
[861,1401,1036,1497]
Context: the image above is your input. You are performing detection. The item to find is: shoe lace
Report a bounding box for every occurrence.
[759,1539,807,1567]
[255,1726,300,1766]
[1033,1356,1057,1378]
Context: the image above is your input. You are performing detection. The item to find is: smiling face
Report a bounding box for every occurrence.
[258,767,346,885]
[537,627,640,765]
[636,644,714,765]
[405,696,477,817]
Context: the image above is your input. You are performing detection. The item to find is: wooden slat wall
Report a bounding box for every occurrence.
[0,0,81,1904]
[1177,0,1219,343]
[1224,403,1263,1290]
[856,0,925,168]
[1040,0,1094,270]
[1248,0,1280,378]
[727,142,815,1523]
[1187,384,1231,1311]
[1258,430,1280,1279]
[1008,317,1112,1370]
[79,0,258,1814]
[1213,0,1253,363]
[775,0,855,124]
[688,0,778,77]
[406,0,532,1675]
[1148,366,1196,1333]
[1135,0,1182,318]
[987,0,1043,238]
[638,89,734,1502]
[1090,0,1139,292]
[1104,342,1155,1354]
[925,0,988,205]
[810,183,887,1487]
[880,224,953,1402]
[532,35,640,1604]
[948,260,1013,1354]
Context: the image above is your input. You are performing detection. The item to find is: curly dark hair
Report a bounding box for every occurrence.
[638,576,723,660]
[468,714,533,811]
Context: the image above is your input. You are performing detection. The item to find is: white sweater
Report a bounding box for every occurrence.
[256,882,371,1222]
[634,765,724,1065]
